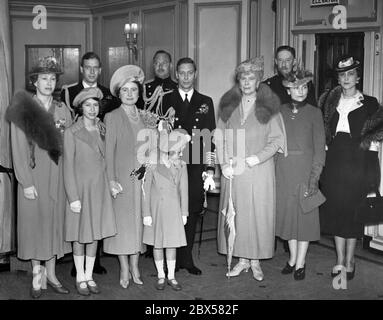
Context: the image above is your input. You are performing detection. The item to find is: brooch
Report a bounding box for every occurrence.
[196,104,209,114]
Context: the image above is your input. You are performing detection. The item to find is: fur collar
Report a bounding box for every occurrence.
[5,90,63,164]
[218,83,281,124]
[319,85,383,149]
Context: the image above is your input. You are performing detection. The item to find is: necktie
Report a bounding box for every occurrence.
[179,93,189,122]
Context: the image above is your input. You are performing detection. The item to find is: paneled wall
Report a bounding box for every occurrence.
[188,0,275,114]
[92,0,187,86]
[9,2,92,92]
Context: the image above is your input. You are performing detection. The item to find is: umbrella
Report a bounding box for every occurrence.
[197,191,208,259]
[221,160,236,278]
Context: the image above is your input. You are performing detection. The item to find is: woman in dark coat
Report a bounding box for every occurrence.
[319,55,383,280]
[275,69,326,280]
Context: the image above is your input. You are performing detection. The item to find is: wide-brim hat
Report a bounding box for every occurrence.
[159,130,191,153]
[110,65,145,97]
[29,56,63,76]
[335,56,360,72]
[73,87,104,108]
[282,68,313,88]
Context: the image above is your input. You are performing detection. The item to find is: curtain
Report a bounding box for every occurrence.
[0,0,14,254]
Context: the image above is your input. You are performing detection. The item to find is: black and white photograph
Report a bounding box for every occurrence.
[1,0,383,309]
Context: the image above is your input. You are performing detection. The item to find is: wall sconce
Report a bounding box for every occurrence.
[124,23,139,60]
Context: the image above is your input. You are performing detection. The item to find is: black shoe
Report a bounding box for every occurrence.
[346,263,356,280]
[183,265,202,275]
[294,265,306,280]
[93,265,107,274]
[70,265,76,277]
[281,262,295,275]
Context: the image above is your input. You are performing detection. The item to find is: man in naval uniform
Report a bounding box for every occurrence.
[263,45,317,106]
[164,57,216,275]
[60,52,119,121]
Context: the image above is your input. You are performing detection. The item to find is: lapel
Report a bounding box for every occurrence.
[72,118,105,158]
[187,90,201,116]
[156,163,179,185]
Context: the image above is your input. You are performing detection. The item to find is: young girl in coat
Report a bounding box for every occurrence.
[63,87,117,295]
[142,130,190,291]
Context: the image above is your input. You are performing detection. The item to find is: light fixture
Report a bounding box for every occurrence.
[124,23,139,60]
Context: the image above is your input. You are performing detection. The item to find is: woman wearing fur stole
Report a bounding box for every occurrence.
[215,58,287,281]
[319,55,383,280]
[6,57,72,298]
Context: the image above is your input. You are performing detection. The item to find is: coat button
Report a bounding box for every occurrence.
[196,118,199,122]
[191,141,194,144]
[193,125,197,129]
[178,125,182,129]
[192,133,195,136]
[175,117,179,121]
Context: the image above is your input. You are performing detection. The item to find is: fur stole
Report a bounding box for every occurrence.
[5,90,63,164]
[360,106,383,150]
[218,83,281,124]
[319,85,383,149]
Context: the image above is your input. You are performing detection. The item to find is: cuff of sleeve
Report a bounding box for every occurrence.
[369,141,379,152]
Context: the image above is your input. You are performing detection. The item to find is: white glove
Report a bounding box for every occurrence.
[202,172,216,191]
[245,155,260,167]
[143,216,152,226]
[222,166,234,179]
[182,216,187,225]
[70,200,81,213]
[110,180,123,198]
[24,186,38,200]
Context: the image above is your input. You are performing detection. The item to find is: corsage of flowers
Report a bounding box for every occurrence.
[55,119,66,133]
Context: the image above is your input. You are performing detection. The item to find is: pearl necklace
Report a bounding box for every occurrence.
[122,104,139,122]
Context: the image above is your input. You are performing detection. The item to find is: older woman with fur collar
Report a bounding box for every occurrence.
[215,58,287,281]
[319,55,383,280]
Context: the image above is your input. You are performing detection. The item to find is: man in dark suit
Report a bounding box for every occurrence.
[264,45,317,106]
[165,57,216,275]
[61,52,119,121]
[60,52,118,276]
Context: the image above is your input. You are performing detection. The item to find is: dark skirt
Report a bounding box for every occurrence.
[320,133,366,238]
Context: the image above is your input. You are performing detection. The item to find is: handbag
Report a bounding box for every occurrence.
[355,188,383,225]
[298,183,326,214]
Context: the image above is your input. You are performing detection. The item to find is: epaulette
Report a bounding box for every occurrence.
[144,78,155,85]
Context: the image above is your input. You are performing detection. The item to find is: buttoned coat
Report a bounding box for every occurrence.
[103,107,147,255]
[10,97,72,260]
[63,118,117,243]
[142,163,188,248]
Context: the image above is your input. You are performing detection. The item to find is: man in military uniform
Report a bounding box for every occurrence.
[60,52,116,276]
[264,45,317,106]
[165,57,216,275]
[61,52,119,121]
[143,50,178,110]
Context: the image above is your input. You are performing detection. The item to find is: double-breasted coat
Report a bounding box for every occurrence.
[142,163,188,249]
[10,97,72,260]
[103,107,147,255]
[165,89,216,214]
[63,117,117,243]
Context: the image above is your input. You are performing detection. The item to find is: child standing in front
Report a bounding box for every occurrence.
[142,130,190,291]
